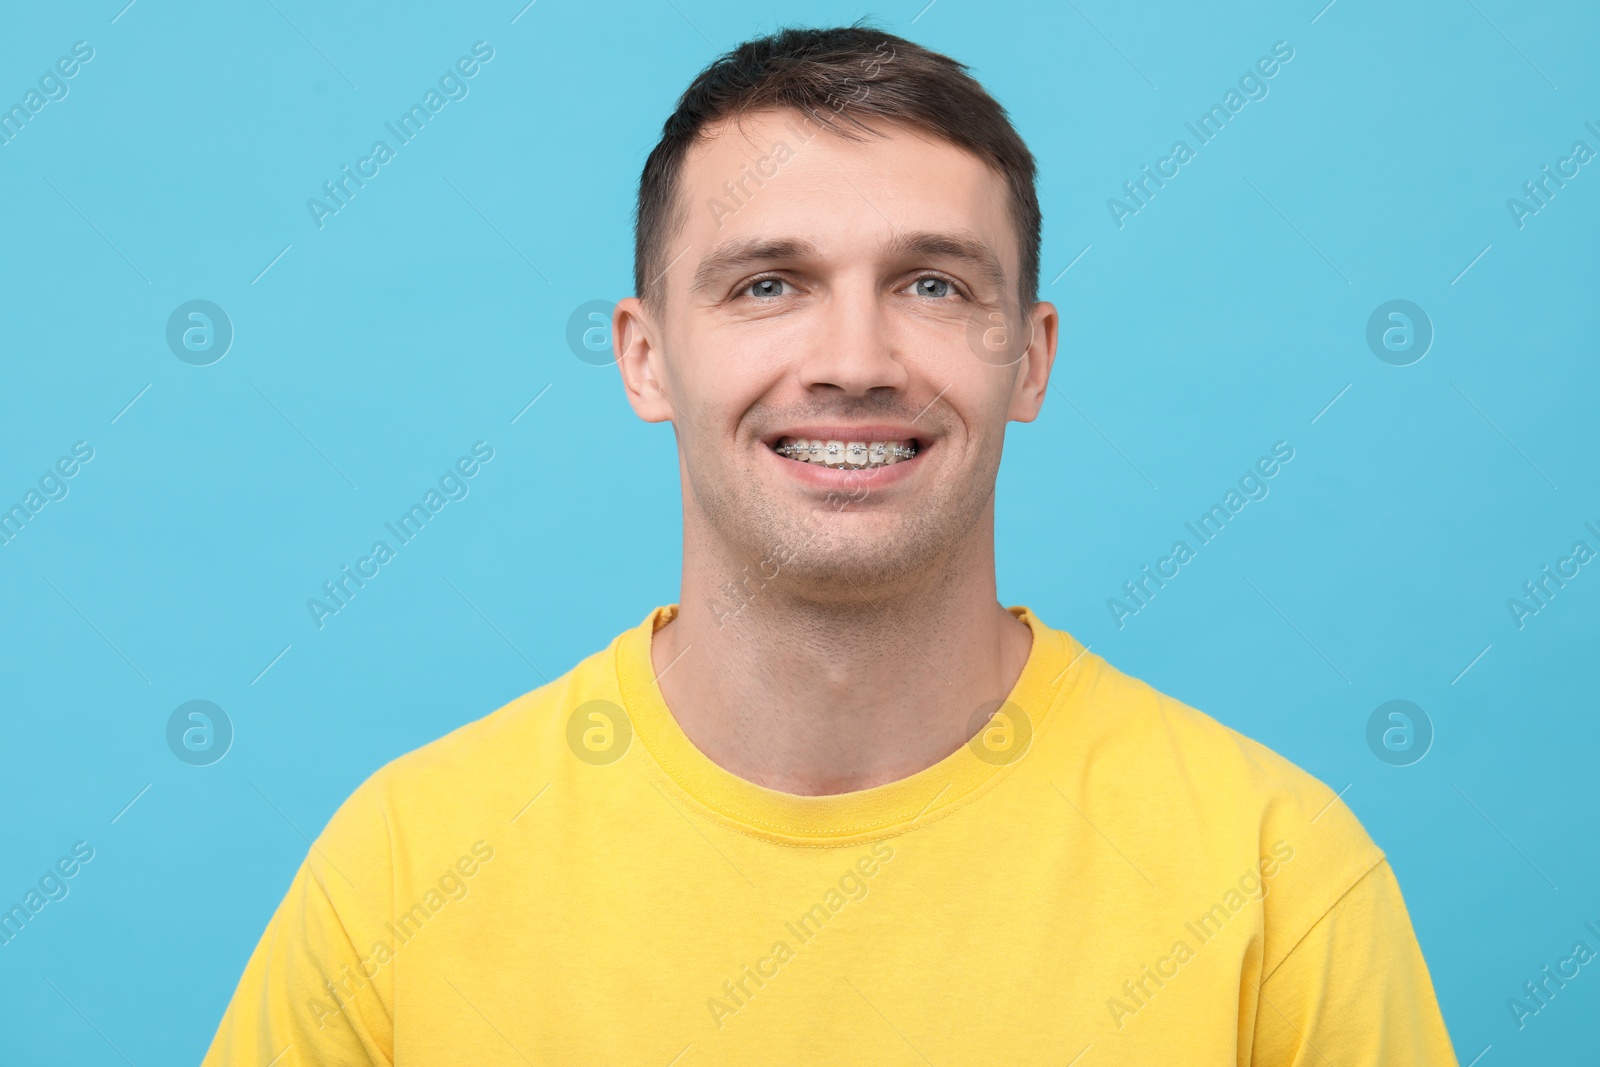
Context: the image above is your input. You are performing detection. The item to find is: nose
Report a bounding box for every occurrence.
[796,281,910,398]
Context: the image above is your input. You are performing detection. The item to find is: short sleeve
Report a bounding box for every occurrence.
[1251,859,1457,1066]
[201,772,396,1066]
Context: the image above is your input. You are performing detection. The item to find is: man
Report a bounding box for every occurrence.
[205,25,1458,1064]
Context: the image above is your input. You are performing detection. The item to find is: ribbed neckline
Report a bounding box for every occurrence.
[613,603,1088,846]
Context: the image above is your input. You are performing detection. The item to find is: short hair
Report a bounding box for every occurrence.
[633,23,1041,316]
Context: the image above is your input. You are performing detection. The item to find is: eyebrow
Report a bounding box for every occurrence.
[686,230,1010,297]
[885,230,1009,294]
[689,237,815,296]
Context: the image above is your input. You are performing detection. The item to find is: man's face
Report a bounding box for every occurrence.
[615,107,1057,596]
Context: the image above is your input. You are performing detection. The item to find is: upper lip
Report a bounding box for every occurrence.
[762,425,928,447]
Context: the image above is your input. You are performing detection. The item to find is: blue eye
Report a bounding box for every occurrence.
[913,276,952,298]
[747,278,787,299]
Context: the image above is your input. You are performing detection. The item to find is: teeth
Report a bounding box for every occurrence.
[772,437,917,468]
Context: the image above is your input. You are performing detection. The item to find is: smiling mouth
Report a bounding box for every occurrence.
[771,436,920,469]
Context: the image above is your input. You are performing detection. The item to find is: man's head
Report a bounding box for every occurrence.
[613,25,1058,602]
[631,25,1043,316]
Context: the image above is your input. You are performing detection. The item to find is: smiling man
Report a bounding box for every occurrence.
[204,25,1458,1066]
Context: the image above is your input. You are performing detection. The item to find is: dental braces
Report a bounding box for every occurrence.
[774,440,917,467]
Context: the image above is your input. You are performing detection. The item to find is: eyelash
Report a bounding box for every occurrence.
[736,272,968,301]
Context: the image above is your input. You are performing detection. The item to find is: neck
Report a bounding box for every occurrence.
[652,512,1033,796]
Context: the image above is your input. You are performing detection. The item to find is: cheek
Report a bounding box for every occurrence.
[936,376,1010,442]
[678,331,786,418]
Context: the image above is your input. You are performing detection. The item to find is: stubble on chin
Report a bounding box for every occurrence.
[724,471,979,604]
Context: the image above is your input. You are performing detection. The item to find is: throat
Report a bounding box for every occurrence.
[652,595,1031,798]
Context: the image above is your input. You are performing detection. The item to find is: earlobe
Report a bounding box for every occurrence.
[613,297,675,424]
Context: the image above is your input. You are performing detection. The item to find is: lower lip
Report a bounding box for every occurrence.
[764,442,930,492]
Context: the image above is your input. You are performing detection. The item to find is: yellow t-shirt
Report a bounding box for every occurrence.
[203,605,1458,1065]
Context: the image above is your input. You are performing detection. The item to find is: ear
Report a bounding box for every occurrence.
[1006,300,1059,423]
[613,296,675,424]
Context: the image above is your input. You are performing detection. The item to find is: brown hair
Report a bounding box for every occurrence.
[633,23,1041,315]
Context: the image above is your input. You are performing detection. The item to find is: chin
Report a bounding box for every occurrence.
[764,533,936,596]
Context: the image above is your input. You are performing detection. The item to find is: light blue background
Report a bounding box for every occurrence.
[2,0,1596,1061]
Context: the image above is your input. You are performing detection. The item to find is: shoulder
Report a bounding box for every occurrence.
[1049,649,1386,974]
[312,630,626,868]
[1063,651,1369,842]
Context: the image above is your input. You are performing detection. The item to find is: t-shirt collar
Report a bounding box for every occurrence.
[613,603,1087,845]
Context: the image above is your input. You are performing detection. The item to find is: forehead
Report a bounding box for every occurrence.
[671,107,1017,284]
